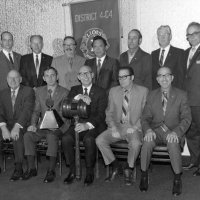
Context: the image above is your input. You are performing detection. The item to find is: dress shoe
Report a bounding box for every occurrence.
[139,173,148,192]
[193,168,200,176]
[43,170,56,183]
[63,172,75,184]
[22,168,37,180]
[10,169,23,181]
[124,169,133,186]
[172,179,182,196]
[84,173,94,186]
[105,168,119,182]
[183,163,195,170]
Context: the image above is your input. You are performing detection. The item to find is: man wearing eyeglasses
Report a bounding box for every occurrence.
[52,36,85,90]
[139,67,191,196]
[183,22,200,175]
[62,65,107,186]
[96,66,148,186]
[151,25,184,90]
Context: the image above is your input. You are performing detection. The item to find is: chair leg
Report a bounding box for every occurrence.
[133,165,137,182]
[95,150,99,179]
[35,153,38,171]
[106,165,110,177]
[59,152,62,176]
[3,153,6,172]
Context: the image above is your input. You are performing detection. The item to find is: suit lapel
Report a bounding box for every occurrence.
[156,89,165,119]
[5,89,13,115]
[89,85,95,98]
[188,46,200,71]
[124,51,130,65]
[0,51,13,69]
[13,86,23,114]
[165,87,176,117]
[164,46,173,66]
[30,54,38,84]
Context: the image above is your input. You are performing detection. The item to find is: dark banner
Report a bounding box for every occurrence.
[70,0,120,59]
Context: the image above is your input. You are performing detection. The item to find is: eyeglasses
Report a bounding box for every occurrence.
[186,31,200,39]
[78,71,92,77]
[157,73,172,79]
[118,75,131,80]
[63,44,76,47]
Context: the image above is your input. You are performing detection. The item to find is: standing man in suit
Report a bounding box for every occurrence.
[96,66,148,186]
[0,31,21,91]
[120,29,152,90]
[62,65,107,186]
[19,35,53,89]
[151,25,184,89]
[85,35,119,92]
[23,67,69,183]
[183,22,200,175]
[139,67,191,196]
[52,36,85,90]
[0,70,35,181]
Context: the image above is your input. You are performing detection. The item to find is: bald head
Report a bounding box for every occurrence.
[7,70,22,90]
[78,65,94,87]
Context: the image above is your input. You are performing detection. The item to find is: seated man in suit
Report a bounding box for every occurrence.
[139,67,192,196]
[85,35,120,92]
[23,67,69,183]
[151,25,184,89]
[0,31,21,91]
[62,65,107,186]
[96,66,148,186]
[51,36,86,90]
[0,70,35,181]
[120,29,152,90]
[19,35,53,89]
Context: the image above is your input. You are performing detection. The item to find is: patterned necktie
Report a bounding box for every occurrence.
[84,88,88,96]
[187,47,196,68]
[159,49,165,67]
[121,90,129,124]
[11,90,16,110]
[35,55,39,76]
[68,57,73,69]
[9,53,14,64]
[97,58,101,80]
[162,91,168,115]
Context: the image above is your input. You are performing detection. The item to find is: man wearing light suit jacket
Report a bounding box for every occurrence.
[96,66,148,186]
[139,67,191,196]
[151,25,184,90]
[0,31,21,91]
[19,35,52,89]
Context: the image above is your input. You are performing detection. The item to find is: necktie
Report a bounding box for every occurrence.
[84,88,88,96]
[48,89,52,98]
[35,55,39,76]
[11,90,16,110]
[121,90,129,124]
[9,53,14,64]
[159,49,165,67]
[187,47,196,68]
[97,58,101,80]
[162,91,168,115]
[68,57,73,69]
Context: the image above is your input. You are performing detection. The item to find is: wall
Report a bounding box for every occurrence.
[0,0,200,56]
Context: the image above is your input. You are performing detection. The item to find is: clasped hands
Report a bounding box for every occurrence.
[144,129,179,143]
[1,124,21,141]
[76,94,91,105]
[75,123,89,133]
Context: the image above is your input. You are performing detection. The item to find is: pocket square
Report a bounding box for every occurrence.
[196,60,200,64]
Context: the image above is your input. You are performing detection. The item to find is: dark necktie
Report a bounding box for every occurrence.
[11,90,16,110]
[48,89,52,98]
[159,49,165,67]
[35,55,39,76]
[121,90,129,124]
[68,57,73,69]
[97,58,101,80]
[84,88,88,96]
[9,53,14,64]
[162,91,168,115]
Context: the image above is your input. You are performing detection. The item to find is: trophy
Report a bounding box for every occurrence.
[40,89,64,129]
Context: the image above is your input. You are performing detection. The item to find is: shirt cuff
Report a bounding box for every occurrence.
[15,123,23,129]
[86,122,94,130]
[0,122,6,127]
[74,94,81,100]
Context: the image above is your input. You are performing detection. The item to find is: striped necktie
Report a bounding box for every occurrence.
[121,90,129,124]
[96,58,101,80]
[11,90,16,110]
[159,49,165,67]
[162,91,168,115]
[9,53,14,64]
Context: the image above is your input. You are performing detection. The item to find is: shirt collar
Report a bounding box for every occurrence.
[3,49,13,56]
[11,86,20,95]
[96,54,106,64]
[33,52,42,59]
[191,43,200,51]
[82,84,92,94]
[160,44,170,53]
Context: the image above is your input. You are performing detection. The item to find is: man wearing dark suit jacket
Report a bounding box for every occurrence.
[120,29,152,90]
[139,67,191,196]
[23,67,69,183]
[0,70,35,181]
[62,65,107,186]
[19,35,53,88]
[151,25,184,89]
[85,36,119,92]
[183,22,200,175]
[0,31,21,91]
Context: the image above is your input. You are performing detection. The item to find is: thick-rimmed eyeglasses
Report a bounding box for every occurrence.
[157,73,172,79]
[78,72,92,77]
[118,75,131,80]
[186,31,200,39]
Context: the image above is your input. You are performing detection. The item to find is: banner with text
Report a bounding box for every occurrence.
[70,0,120,59]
